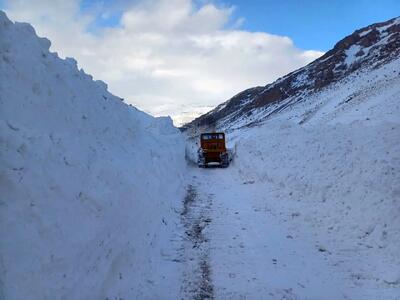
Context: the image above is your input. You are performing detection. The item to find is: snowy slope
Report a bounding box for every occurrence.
[0,11,185,299]
[185,16,400,131]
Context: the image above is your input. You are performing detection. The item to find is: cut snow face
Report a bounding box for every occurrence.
[0,10,185,299]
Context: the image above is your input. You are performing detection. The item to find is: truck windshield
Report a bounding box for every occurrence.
[202,134,224,140]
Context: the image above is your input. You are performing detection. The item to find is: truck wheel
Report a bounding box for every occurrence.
[197,152,205,168]
[220,153,229,168]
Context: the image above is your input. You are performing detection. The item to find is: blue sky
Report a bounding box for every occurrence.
[226,0,400,50]
[2,0,398,51]
[77,0,400,51]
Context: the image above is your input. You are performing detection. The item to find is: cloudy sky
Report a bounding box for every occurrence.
[1,0,398,125]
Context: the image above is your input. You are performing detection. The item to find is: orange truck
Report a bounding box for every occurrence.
[197,132,229,168]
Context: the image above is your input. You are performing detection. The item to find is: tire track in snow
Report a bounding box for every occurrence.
[180,183,214,299]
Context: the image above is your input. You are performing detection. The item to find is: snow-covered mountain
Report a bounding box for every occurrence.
[184,16,400,131]
[0,11,185,299]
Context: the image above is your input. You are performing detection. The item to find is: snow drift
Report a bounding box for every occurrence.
[0,11,185,299]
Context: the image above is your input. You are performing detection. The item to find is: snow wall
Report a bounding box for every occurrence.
[0,11,185,299]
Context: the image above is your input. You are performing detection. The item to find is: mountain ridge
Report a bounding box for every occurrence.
[183,16,400,131]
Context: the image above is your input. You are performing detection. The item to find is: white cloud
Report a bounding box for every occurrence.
[3,0,323,125]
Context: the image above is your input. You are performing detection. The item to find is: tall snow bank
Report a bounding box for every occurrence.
[0,11,185,299]
[228,59,400,296]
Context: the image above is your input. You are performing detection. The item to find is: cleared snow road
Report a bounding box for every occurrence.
[180,166,378,300]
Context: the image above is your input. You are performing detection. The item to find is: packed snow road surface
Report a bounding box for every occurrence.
[188,168,336,299]
[181,164,399,299]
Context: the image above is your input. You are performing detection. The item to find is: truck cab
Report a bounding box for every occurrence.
[198,132,229,168]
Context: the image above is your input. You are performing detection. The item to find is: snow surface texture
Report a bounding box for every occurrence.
[0,11,185,299]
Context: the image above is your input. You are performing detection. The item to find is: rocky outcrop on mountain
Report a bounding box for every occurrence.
[183,16,400,130]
